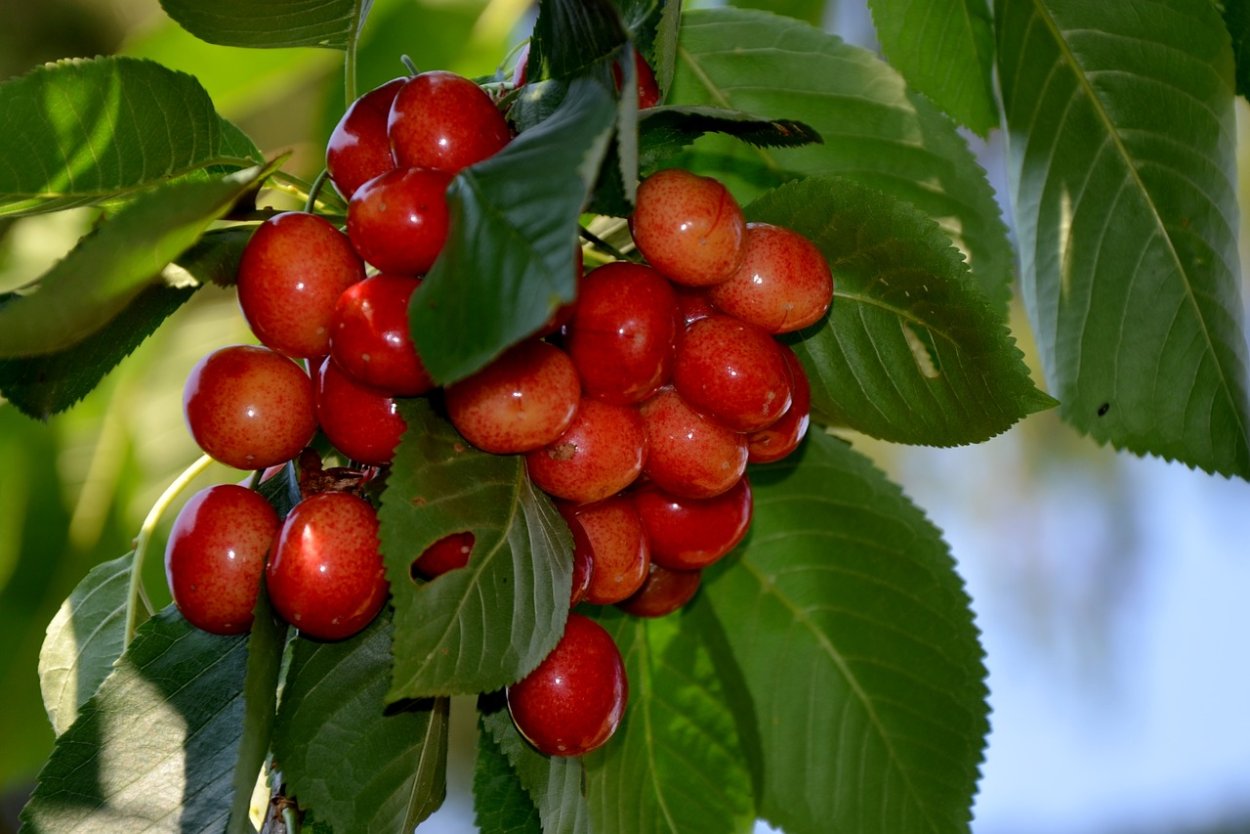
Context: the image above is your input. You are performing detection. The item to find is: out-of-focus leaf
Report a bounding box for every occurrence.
[997,0,1250,477]
[584,611,755,834]
[530,0,628,80]
[747,176,1054,446]
[273,611,449,833]
[159,0,375,50]
[0,56,260,217]
[378,401,572,698]
[20,607,255,833]
[410,77,615,383]
[867,0,997,135]
[1224,0,1250,98]
[729,0,826,26]
[0,161,278,359]
[703,430,989,833]
[670,8,1013,310]
[474,715,543,834]
[36,554,131,737]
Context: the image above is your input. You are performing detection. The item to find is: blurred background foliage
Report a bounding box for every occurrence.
[1,1,1248,833]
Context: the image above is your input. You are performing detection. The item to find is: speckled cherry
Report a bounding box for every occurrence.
[326,77,405,199]
[564,497,649,605]
[315,357,405,465]
[633,476,752,570]
[616,563,701,618]
[672,313,792,432]
[330,273,435,397]
[388,70,511,174]
[748,343,812,464]
[709,222,833,333]
[526,399,646,505]
[639,388,747,499]
[346,166,451,275]
[630,168,745,286]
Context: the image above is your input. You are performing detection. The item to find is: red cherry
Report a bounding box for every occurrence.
[748,343,812,463]
[445,340,581,454]
[506,613,627,757]
[639,388,747,499]
[672,313,793,432]
[708,223,834,333]
[388,71,511,175]
[563,497,649,605]
[346,166,451,275]
[564,512,594,607]
[315,357,406,465]
[183,344,316,470]
[411,531,475,579]
[525,399,646,505]
[330,273,435,397]
[165,484,279,635]
[267,492,389,641]
[616,564,701,618]
[673,285,715,328]
[565,262,677,405]
[633,476,752,570]
[611,49,661,109]
[630,169,746,286]
[326,77,405,199]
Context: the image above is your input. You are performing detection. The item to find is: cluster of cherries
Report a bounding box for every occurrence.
[163,59,832,760]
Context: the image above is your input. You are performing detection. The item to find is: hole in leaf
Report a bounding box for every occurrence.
[410,531,476,582]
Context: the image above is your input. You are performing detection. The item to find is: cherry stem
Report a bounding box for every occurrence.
[578,226,630,261]
[401,54,419,76]
[124,454,215,648]
[304,169,330,214]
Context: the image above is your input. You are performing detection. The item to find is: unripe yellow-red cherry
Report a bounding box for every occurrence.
[630,169,746,286]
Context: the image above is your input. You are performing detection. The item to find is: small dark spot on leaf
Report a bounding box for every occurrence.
[1097,402,1110,417]
[453,442,466,453]
[412,496,427,507]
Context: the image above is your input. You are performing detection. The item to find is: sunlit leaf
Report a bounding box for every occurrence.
[702,431,989,834]
[378,401,573,698]
[273,611,448,833]
[670,7,1013,310]
[997,0,1250,477]
[0,56,259,217]
[159,0,375,50]
[748,176,1054,446]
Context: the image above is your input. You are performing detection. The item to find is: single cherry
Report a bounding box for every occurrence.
[639,388,747,499]
[315,357,406,465]
[616,564,701,618]
[388,70,511,175]
[633,476,752,570]
[326,77,405,199]
[630,169,746,286]
[709,223,834,333]
[748,343,812,463]
[561,498,649,605]
[526,399,647,505]
[672,313,792,432]
[183,344,316,470]
[506,613,628,757]
[330,273,435,397]
[165,484,279,635]
[346,166,451,275]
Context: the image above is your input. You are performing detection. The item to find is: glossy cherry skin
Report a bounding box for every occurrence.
[630,169,746,287]
[672,313,792,432]
[639,388,747,499]
[236,212,366,358]
[565,262,676,405]
[347,166,451,275]
[562,497,650,605]
[266,492,389,641]
[330,273,435,397]
[165,484,279,635]
[709,223,834,333]
[183,344,317,470]
[673,285,715,328]
[748,343,812,464]
[388,70,511,174]
[326,77,405,199]
[315,357,406,465]
[565,512,594,607]
[526,399,646,505]
[411,531,475,579]
[506,613,628,757]
[633,476,752,570]
[445,340,581,454]
[616,564,701,618]
[611,48,661,109]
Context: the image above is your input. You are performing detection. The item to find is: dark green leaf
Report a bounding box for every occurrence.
[640,105,820,169]
[748,176,1054,446]
[649,0,682,96]
[530,0,628,80]
[729,0,826,26]
[178,226,255,288]
[1222,0,1250,97]
[410,77,616,383]
[480,705,592,834]
[584,611,755,834]
[273,611,449,833]
[227,593,287,834]
[670,7,1013,310]
[37,554,132,737]
[867,0,998,135]
[21,607,254,833]
[997,0,1250,477]
[703,431,989,834]
[159,0,374,50]
[0,161,278,359]
[0,56,260,217]
[474,718,543,834]
[378,401,573,698]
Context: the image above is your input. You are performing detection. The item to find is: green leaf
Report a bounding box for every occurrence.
[378,401,573,698]
[584,611,755,834]
[530,0,629,80]
[410,77,616,383]
[474,719,543,834]
[670,7,1014,311]
[0,161,278,359]
[728,0,826,26]
[1224,0,1250,97]
[997,0,1250,477]
[480,705,592,834]
[703,431,989,834]
[159,0,374,50]
[649,0,683,97]
[0,56,260,217]
[20,607,255,833]
[747,176,1054,446]
[867,0,998,135]
[273,611,449,833]
[640,106,820,169]
[36,554,132,737]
